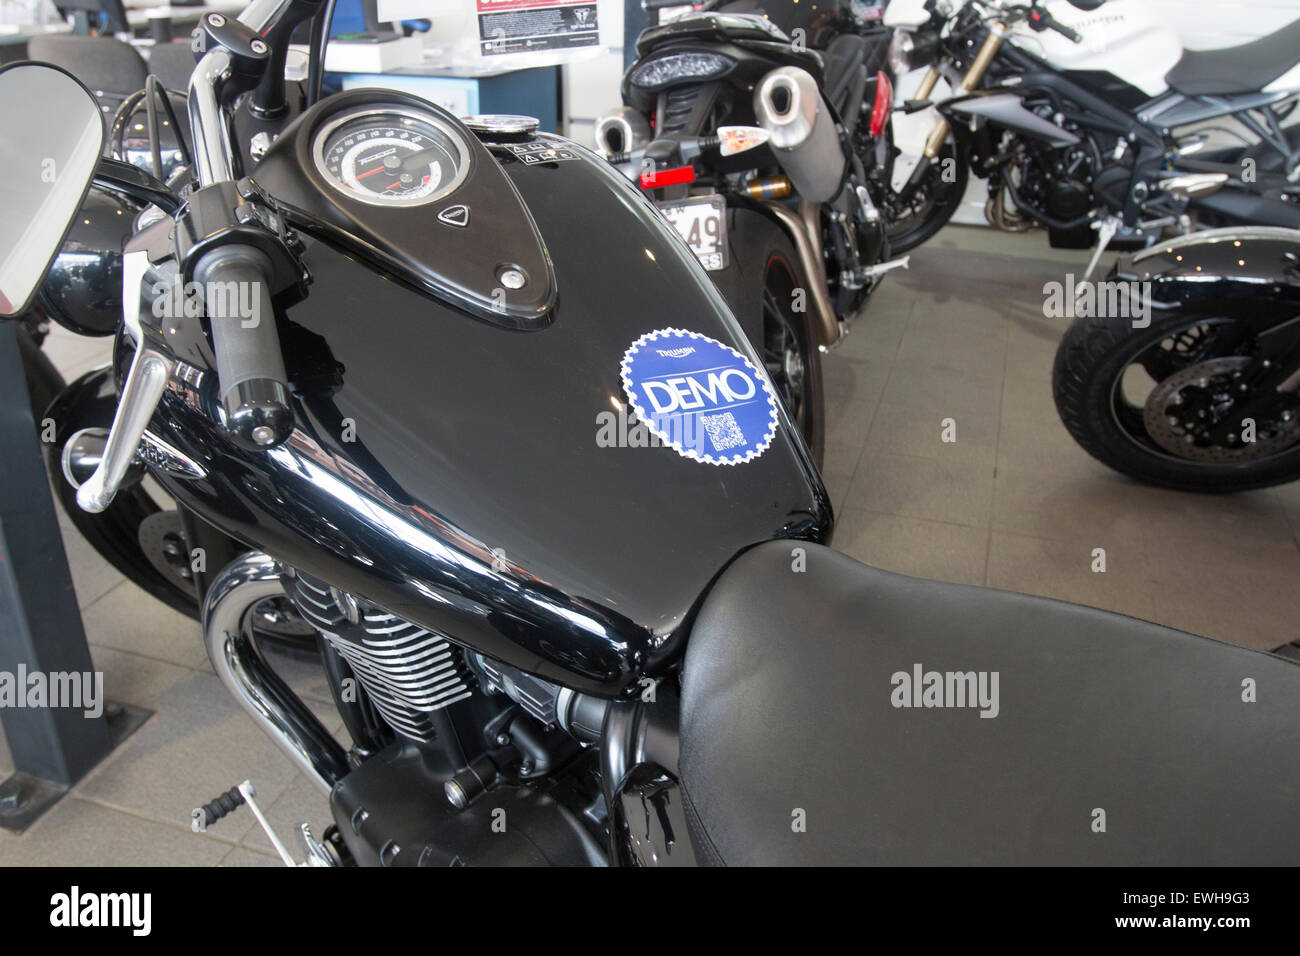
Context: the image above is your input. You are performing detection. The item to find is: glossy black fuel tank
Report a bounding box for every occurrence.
[144,125,831,698]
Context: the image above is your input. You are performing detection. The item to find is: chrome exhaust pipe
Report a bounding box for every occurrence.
[760,199,841,348]
[753,66,847,203]
[202,552,349,794]
[594,106,651,158]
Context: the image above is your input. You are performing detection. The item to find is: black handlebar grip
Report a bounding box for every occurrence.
[1029,7,1083,43]
[1056,21,1083,43]
[192,246,294,450]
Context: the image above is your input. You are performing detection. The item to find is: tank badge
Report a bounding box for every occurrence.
[620,328,778,465]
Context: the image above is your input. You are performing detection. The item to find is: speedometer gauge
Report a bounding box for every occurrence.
[311,107,472,208]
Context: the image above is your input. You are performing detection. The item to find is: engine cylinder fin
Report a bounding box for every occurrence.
[282,571,475,743]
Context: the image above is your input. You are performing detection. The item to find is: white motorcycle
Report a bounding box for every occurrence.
[876,0,1300,267]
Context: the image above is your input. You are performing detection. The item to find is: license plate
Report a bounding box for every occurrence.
[657,196,728,271]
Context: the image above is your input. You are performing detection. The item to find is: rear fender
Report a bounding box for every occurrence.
[1115,227,1300,329]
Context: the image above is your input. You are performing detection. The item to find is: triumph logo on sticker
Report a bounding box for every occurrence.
[620,328,778,465]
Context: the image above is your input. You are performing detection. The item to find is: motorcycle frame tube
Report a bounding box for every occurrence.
[202,550,350,793]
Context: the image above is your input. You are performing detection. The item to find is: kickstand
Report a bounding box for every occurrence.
[1077,216,1120,292]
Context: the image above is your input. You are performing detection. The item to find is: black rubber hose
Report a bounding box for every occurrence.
[307,0,339,108]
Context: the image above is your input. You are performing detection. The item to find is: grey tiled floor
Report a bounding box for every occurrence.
[3,224,1299,865]
[822,226,1300,650]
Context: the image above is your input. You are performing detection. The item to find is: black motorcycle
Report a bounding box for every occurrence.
[879,0,1300,263]
[7,0,1300,866]
[596,1,906,463]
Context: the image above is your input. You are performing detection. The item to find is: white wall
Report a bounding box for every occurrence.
[1151,0,1299,47]
[563,1,624,142]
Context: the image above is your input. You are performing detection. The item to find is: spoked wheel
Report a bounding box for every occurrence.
[760,254,823,467]
[1053,311,1300,491]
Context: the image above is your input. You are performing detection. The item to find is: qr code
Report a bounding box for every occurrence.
[702,412,746,452]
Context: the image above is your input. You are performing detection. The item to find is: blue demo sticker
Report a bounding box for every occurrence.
[620,328,779,465]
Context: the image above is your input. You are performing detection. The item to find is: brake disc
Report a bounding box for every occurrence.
[137,509,195,588]
[1143,356,1300,462]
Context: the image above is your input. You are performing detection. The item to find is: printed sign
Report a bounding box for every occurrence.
[620,328,778,465]
[477,0,600,57]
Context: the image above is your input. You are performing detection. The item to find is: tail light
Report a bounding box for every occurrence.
[640,165,696,190]
[869,70,893,138]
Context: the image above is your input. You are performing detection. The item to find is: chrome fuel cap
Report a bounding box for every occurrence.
[461,114,541,140]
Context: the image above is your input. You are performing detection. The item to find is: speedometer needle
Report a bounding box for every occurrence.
[346,165,389,184]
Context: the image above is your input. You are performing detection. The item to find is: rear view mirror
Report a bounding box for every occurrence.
[0,63,104,317]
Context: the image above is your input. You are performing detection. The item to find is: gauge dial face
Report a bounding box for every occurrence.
[312,108,471,208]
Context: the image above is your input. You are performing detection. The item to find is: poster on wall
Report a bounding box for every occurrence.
[477,0,600,57]
[372,0,612,75]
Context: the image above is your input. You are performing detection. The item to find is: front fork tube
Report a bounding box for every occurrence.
[902,25,1007,198]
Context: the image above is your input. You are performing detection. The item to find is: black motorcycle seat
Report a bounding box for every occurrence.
[1165,19,1300,96]
[679,541,1300,865]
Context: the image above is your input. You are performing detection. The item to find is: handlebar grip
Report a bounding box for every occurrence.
[1035,9,1082,43]
[1055,21,1082,43]
[192,245,294,450]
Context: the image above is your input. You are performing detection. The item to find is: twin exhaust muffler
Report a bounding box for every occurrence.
[753,66,846,204]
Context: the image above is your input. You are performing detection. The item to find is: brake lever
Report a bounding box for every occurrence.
[76,249,175,514]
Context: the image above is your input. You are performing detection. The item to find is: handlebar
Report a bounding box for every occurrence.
[967,1,1083,43]
[1028,5,1083,42]
[192,245,295,449]
[185,0,298,449]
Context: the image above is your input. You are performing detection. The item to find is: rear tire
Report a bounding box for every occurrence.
[762,250,825,469]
